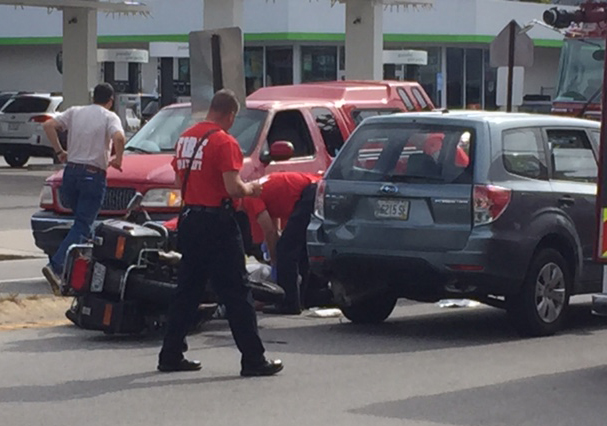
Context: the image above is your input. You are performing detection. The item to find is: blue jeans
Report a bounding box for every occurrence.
[50,164,106,274]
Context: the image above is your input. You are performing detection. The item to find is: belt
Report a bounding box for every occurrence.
[67,162,106,176]
[184,205,225,214]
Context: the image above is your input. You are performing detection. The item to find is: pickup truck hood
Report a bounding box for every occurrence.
[46,153,257,187]
[45,154,175,186]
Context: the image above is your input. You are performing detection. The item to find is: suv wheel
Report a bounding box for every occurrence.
[340,294,397,324]
[507,248,571,337]
[4,152,30,168]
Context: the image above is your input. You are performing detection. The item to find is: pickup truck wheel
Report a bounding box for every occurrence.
[340,294,397,324]
[4,152,30,168]
[507,248,571,337]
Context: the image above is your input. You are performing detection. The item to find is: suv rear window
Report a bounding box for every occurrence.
[329,123,473,184]
[502,128,548,180]
[2,97,50,113]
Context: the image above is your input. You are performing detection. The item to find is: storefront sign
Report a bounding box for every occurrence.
[383,50,428,65]
[97,49,149,63]
[149,42,190,58]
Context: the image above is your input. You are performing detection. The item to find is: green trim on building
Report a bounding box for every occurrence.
[0,32,563,48]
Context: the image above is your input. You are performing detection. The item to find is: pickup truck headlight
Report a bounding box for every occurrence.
[39,185,54,209]
[142,188,182,208]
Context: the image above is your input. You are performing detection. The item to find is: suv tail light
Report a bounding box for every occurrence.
[314,180,326,220]
[473,184,511,226]
[29,115,52,123]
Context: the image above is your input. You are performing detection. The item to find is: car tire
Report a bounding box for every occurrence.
[507,248,571,337]
[340,294,397,324]
[4,152,30,168]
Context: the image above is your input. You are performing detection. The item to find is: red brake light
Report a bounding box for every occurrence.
[29,115,52,123]
[314,180,326,220]
[473,185,511,226]
[69,256,91,293]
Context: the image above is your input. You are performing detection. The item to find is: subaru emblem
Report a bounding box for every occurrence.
[380,184,398,195]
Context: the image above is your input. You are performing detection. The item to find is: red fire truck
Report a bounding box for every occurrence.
[543,0,607,313]
[545,1,607,120]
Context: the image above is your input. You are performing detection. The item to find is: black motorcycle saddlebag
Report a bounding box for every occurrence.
[69,294,145,334]
[93,220,164,265]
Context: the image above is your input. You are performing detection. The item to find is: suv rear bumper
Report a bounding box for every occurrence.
[307,219,530,298]
[0,139,54,157]
[31,210,177,256]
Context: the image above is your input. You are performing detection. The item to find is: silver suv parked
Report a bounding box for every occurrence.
[308,111,601,336]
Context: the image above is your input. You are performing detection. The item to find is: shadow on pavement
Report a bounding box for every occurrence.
[351,365,607,426]
[5,302,607,357]
[0,371,241,403]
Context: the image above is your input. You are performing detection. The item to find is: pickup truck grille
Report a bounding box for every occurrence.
[59,187,137,212]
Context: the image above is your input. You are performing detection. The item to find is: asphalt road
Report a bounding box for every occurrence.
[0,157,57,232]
[1,300,607,426]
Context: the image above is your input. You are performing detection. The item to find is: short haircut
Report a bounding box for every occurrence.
[210,89,240,116]
[93,83,115,105]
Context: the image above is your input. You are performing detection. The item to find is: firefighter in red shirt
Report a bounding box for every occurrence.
[158,90,283,377]
[242,172,321,314]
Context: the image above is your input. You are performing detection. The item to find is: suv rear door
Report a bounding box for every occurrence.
[543,127,601,286]
[323,120,475,252]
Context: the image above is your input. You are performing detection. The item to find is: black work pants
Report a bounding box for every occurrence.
[159,208,266,368]
[276,184,317,309]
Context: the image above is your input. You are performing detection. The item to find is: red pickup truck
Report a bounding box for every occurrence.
[31,80,434,256]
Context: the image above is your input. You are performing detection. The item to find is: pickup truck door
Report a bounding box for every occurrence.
[262,108,330,176]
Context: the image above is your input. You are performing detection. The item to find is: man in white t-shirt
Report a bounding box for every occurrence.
[41,83,126,295]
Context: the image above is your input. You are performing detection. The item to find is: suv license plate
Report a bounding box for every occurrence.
[90,263,106,293]
[375,199,410,220]
[8,122,19,131]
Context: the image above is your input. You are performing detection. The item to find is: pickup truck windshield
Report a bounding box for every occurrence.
[125,106,267,155]
[328,123,473,184]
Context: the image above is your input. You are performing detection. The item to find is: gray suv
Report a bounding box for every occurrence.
[307,111,601,336]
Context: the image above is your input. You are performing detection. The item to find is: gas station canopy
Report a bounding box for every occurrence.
[0,0,148,13]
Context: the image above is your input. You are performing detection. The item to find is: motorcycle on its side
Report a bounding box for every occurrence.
[61,193,285,335]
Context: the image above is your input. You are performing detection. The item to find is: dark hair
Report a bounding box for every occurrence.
[210,89,240,116]
[93,83,114,105]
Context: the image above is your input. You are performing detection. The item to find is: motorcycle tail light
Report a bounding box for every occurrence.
[70,256,91,293]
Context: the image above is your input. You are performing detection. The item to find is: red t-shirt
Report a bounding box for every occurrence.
[242,172,321,225]
[172,122,243,207]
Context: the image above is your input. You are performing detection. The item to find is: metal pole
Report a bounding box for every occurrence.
[506,20,516,113]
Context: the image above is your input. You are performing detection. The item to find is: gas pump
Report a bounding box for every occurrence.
[542,1,607,315]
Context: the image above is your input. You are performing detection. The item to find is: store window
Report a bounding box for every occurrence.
[266,47,293,86]
[465,49,483,109]
[447,48,464,109]
[484,50,498,110]
[245,47,264,95]
[302,46,338,83]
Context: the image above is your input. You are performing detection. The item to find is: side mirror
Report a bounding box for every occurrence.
[269,140,294,162]
[126,192,144,214]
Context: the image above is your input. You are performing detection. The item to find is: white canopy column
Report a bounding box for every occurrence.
[203,0,244,30]
[345,0,383,80]
[62,7,97,107]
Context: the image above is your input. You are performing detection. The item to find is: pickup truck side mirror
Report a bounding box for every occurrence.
[260,140,295,164]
